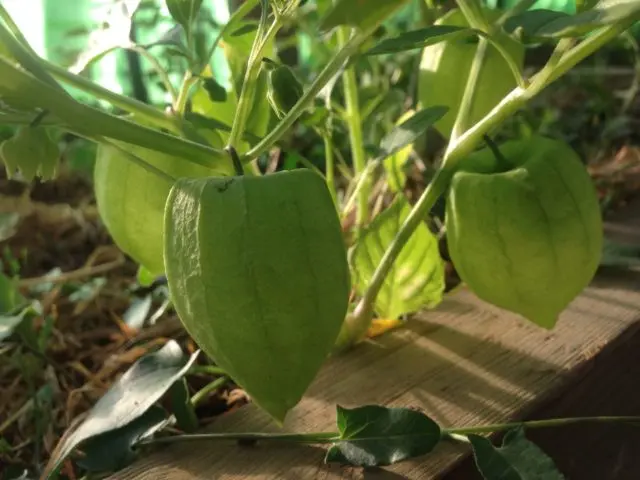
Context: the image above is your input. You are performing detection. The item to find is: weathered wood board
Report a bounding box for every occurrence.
[111,198,640,480]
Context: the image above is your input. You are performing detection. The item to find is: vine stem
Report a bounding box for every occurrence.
[337,25,368,230]
[444,415,640,437]
[138,415,640,448]
[450,36,489,142]
[339,17,639,348]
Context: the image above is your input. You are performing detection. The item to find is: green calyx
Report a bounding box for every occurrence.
[163,169,351,423]
[445,135,603,328]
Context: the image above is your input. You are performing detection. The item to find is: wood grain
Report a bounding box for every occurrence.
[111,264,640,479]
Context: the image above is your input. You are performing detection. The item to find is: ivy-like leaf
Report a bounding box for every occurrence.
[365,25,473,56]
[166,0,203,35]
[320,0,411,32]
[325,405,441,467]
[469,428,565,480]
[351,196,445,320]
[42,341,198,477]
[0,271,41,342]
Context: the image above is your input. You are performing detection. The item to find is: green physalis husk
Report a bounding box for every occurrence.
[446,135,603,328]
[164,168,351,423]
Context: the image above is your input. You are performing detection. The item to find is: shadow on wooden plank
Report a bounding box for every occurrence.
[112,265,640,479]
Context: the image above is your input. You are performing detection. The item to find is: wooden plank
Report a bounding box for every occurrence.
[111,265,640,480]
[445,310,640,479]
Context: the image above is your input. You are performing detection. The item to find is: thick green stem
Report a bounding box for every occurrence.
[337,26,368,229]
[339,20,636,348]
[227,8,281,149]
[239,28,374,162]
[336,167,454,347]
[451,37,489,142]
[42,60,182,133]
[0,57,228,170]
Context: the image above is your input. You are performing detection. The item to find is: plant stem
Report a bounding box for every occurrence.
[239,28,374,162]
[42,60,182,133]
[450,37,489,142]
[323,129,337,207]
[337,26,368,230]
[140,431,339,446]
[190,376,228,406]
[227,6,281,149]
[336,166,454,347]
[174,72,198,114]
[455,0,491,32]
[340,20,636,348]
[444,416,640,437]
[0,56,229,170]
[189,365,228,376]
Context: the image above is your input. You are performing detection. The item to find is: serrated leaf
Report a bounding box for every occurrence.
[1,126,60,182]
[76,407,167,473]
[320,0,411,32]
[166,0,203,34]
[365,25,473,55]
[469,428,565,480]
[325,405,441,467]
[42,341,198,478]
[351,196,445,320]
[505,1,640,38]
[375,106,448,161]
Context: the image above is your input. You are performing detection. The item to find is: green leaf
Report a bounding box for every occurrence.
[325,405,441,467]
[42,341,198,477]
[365,25,473,55]
[230,24,259,37]
[382,110,416,193]
[320,0,412,32]
[375,106,448,161]
[76,407,167,473]
[168,378,198,432]
[0,271,41,343]
[469,428,565,480]
[136,265,157,287]
[202,77,228,103]
[505,1,640,38]
[1,126,60,182]
[166,0,204,35]
[350,196,445,320]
